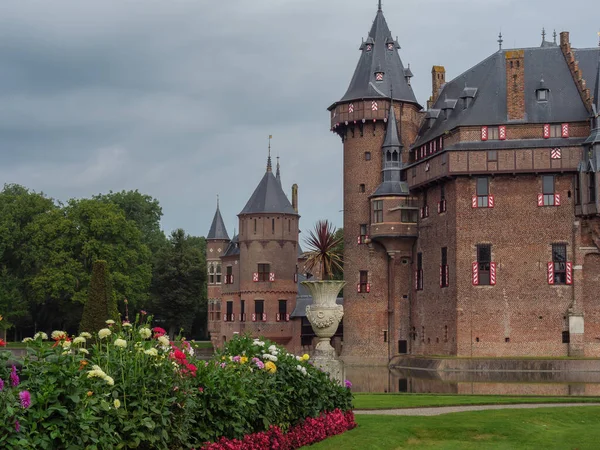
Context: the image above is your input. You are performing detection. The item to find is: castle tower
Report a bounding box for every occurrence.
[206,198,230,348]
[235,152,300,346]
[328,3,422,365]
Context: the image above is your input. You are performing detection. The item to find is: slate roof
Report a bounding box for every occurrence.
[413,46,600,148]
[333,6,420,108]
[239,160,297,215]
[223,235,240,257]
[207,205,229,240]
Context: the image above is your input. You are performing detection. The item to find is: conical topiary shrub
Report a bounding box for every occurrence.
[79,260,119,333]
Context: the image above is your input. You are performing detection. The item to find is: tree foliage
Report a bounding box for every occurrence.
[79,260,118,333]
[304,220,343,280]
[151,229,206,338]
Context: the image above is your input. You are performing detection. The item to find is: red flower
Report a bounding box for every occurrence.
[173,349,186,361]
[0,338,6,347]
[152,327,166,337]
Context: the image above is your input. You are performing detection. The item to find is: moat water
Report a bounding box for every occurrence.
[345,366,600,396]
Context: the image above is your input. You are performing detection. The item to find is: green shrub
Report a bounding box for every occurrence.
[0,323,353,449]
[79,260,119,334]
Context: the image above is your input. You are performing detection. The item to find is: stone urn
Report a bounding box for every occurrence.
[302,280,345,359]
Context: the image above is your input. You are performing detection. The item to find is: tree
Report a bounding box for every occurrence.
[152,229,206,338]
[304,220,343,280]
[80,260,118,333]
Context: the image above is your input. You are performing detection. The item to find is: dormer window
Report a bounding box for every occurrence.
[537,88,549,101]
[375,71,384,82]
[366,44,372,52]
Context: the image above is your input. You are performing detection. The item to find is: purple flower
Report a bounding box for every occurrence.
[10,365,19,387]
[232,355,241,363]
[15,420,20,432]
[220,362,226,368]
[19,390,31,409]
[344,380,352,389]
[0,378,4,391]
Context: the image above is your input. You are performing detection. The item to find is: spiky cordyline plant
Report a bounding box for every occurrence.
[304,220,343,281]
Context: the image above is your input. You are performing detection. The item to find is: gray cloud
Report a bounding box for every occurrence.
[0,0,597,238]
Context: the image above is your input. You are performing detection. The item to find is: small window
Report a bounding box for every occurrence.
[226,266,233,284]
[254,300,264,316]
[477,244,492,286]
[537,89,549,101]
[487,150,497,161]
[365,152,371,161]
[272,218,275,234]
[477,177,489,208]
[359,224,368,243]
[401,209,418,223]
[562,330,570,344]
[441,247,448,288]
[208,264,215,284]
[552,244,567,285]
[589,173,596,203]
[258,263,270,282]
[440,184,446,201]
[575,174,581,205]
[254,218,257,233]
[359,270,369,293]
[216,264,222,284]
[373,200,384,223]
[226,301,233,322]
[359,184,366,193]
[543,175,555,206]
[278,300,287,320]
[416,252,423,291]
[240,300,245,321]
[487,127,499,140]
[550,125,562,138]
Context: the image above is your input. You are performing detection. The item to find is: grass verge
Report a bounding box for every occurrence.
[308,406,600,449]
[353,393,600,410]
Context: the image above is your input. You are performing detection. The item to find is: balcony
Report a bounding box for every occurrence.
[369,221,418,241]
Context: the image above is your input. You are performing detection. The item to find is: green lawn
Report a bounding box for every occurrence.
[192,341,213,349]
[354,393,600,409]
[309,406,600,449]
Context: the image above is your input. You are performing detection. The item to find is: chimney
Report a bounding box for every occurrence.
[292,184,298,213]
[427,66,446,109]
[505,50,525,120]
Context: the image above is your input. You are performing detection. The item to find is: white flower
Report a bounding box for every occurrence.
[79,348,89,355]
[105,320,115,325]
[114,399,121,409]
[79,332,92,339]
[296,355,302,361]
[73,336,86,345]
[114,339,127,348]
[22,337,33,343]
[268,345,277,352]
[271,355,278,362]
[98,328,112,339]
[157,336,170,348]
[51,330,67,340]
[122,322,132,328]
[144,348,158,357]
[34,332,48,340]
[62,340,72,349]
[139,327,152,339]
[104,376,115,386]
[253,339,265,347]
[297,365,303,371]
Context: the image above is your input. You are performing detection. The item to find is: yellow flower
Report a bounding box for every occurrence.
[73,336,86,345]
[87,391,93,397]
[51,330,67,340]
[105,320,115,325]
[79,348,89,355]
[302,354,310,361]
[104,376,115,386]
[144,348,158,356]
[138,328,151,339]
[98,328,112,339]
[79,332,92,339]
[114,339,127,348]
[157,336,170,347]
[113,399,121,409]
[265,361,277,374]
[240,356,248,364]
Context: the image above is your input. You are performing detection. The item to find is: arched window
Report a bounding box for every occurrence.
[209,264,215,284]
[386,151,392,162]
[392,150,399,162]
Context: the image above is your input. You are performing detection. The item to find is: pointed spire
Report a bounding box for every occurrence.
[276,155,281,185]
[266,135,272,173]
[378,0,382,11]
[553,30,557,44]
[498,32,503,50]
[542,27,546,43]
[207,197,230,241]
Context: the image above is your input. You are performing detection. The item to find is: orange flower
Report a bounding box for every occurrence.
[87,391,93,397]
[79,360,89,370]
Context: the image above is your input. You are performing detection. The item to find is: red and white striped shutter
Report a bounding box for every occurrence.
[561,123,569,138]
[425,205,429,217]
[547,262,555,285]
[445,265,449,287]
[276,313,280,322]
[238,313,242,321]
[262,314,267,322]
[439,265,443,287]
[252,313,257,322]
[294,273,298,283]
[566,262,573,285]
[554,194,561,206]
[420,208,424,219]
[490,262,497,286]
[481,126,488,141]
[223,314,227,322]
[499,126,507,140]
[438,201,441,214]
[269,272,275,282]
[472,196,478,208]
[414,271,419,290]
[366,283,371,293]
[357,283,361,293]
[231,274,234,283]
[537,193,544,207]
[286,313,290,322]
[543,124,551,139]
[488,195,495,208]
[472,262,479,286]
[357,236,361,244]
[253,272,259,282]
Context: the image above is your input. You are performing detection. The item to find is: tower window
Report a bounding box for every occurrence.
[575,174,581,205]
[215,264,222,284]
[416,253,423,291]
[358,271,369,293]
[542,175,556,206]
[589,173,596,203]
[272,218,275,233]
[254,218,257,233]
[373,200,383,223]
[441,247,448,288]
[552,244,567,285]
[477,244,491,285]
[359,184,366,193]
[365,151,371,161]
[257,264,270,282]
[476,177,489,208]
[537,89,549,101]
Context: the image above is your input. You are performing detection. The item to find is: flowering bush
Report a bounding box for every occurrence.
[0,323,353,449]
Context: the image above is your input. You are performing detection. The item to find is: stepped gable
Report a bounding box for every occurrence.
[239,155,297,215]
[207,202,229,240]
[414,46,599,148]
[334,4,419,107]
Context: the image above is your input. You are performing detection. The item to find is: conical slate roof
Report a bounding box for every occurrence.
[337,6,419,107]
[382,103,403,149]
[207,204,229,240]
[240,162,297,215]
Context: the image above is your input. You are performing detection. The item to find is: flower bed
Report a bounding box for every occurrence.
[0,319,353,449]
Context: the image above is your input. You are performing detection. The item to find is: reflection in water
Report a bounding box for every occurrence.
[345,365,600,396]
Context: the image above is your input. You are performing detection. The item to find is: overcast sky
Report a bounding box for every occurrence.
[0,0,598,239]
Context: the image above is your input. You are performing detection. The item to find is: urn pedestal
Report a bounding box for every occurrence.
[302,280,345,384]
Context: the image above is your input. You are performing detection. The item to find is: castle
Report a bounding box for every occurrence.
[208,3,600,365]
